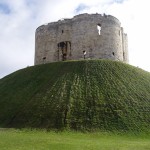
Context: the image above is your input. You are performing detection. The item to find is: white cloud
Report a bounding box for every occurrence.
[0,0,150,78]
[105,0,150,71]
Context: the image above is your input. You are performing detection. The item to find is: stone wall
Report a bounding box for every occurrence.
[35,13,128,65]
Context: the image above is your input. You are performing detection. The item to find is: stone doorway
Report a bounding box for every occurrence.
[57,41,71,61]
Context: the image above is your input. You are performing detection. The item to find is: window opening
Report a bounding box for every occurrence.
[62,30,64,33]
[97,24,101,35]
[112,52,115,56]
[42,57,46,63]
[83,50,86,59]
[123,52,125,58]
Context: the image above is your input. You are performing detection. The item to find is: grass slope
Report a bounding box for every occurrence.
[0,60,150,131]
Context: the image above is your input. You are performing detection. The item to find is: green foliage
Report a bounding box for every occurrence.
[0,60,150,131]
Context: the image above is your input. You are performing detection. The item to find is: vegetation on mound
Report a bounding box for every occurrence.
[0,60,150,131]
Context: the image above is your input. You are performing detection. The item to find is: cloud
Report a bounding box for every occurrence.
[0,0,150,78]
[105,0,150,71]
[0,0,35,78]
[75,4,89,13]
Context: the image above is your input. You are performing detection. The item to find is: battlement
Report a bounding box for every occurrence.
[35,13,128,65]
[73,13,120,25]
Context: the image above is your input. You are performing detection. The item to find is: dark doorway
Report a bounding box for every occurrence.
[57,41,71,61]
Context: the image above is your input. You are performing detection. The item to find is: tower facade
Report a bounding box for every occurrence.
[35,13,128,65]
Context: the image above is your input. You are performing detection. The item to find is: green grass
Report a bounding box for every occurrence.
[0,60,150,131]
[0,129,150,150]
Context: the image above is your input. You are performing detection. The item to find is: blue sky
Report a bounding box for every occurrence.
[0,0,150,78]
[0,3,11,14]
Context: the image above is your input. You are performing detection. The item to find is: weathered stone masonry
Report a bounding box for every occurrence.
[35,13,128,65]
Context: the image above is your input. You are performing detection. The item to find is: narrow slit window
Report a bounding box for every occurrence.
[43,57,46,60]
[42,57,46,64]
[97,24,101,35]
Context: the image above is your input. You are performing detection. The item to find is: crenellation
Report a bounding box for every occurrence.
[34,13,128,65]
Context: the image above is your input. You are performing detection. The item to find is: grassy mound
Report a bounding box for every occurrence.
[0,60,150,131]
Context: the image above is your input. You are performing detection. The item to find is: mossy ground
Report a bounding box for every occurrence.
[0,60,150,131]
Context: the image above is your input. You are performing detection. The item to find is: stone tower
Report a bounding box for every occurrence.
[35,13,128,65]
